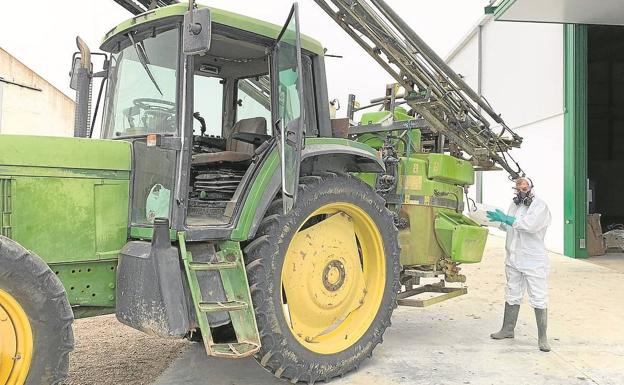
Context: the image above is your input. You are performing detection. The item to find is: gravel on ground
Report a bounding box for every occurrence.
[64,314,190,385]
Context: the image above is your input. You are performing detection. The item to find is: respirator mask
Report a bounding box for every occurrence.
[513,190,533,206]
[513,177,534,206]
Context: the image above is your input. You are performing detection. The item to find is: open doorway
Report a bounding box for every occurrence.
[587,25,624,233]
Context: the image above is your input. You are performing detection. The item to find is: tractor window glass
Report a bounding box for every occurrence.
[277,70,301,126]
[103,28,179,138]
[236,76,271,127]
[193,75,224,137]
[301,55,318,137]
[274,9,305,205]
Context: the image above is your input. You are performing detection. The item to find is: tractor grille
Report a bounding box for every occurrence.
[194,170,244,201]
[0,179,12,237]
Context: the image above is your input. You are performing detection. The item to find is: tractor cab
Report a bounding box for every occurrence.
[97,4,325,239]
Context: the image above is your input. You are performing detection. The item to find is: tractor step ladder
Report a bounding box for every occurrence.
[178,233,260,358]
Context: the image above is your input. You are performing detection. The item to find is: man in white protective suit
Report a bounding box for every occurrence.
[486,177,552,352]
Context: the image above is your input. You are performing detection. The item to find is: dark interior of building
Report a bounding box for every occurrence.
[587,25,624,231]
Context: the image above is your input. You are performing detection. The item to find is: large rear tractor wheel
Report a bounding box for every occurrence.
[0,236,74,385]
[244,173,400,383]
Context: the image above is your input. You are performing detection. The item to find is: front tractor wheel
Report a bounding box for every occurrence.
[244,173,400,382]
[0,236,74,385]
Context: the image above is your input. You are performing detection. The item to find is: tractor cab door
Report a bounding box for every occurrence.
[101,26,182,230]
[272,3,306,213]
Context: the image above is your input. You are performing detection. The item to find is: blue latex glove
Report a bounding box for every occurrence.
[486,209,516,226]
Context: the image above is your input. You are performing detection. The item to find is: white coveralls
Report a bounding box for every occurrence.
[500,195,551,309]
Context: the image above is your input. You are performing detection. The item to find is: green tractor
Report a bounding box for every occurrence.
[0,1,524,384]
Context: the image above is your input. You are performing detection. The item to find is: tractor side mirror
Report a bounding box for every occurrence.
[183,7,212,55]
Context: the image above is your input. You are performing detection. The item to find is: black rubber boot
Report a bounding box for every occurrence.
[534,308,551,352]
[491,302,520,339]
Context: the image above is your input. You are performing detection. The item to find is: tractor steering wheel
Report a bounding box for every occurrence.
[133,98,176,114]
[132,98,177,133]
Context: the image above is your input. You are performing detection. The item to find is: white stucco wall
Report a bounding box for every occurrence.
[448,18,565,254]
[449,32,479,91]
[0,48,74,137]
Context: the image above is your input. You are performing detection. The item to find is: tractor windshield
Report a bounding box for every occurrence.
[102,27,180,138]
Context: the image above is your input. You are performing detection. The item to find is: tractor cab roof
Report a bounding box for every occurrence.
[100,3,325,56]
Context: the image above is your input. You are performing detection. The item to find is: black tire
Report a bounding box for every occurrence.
[0,236,74,385]
[244,173,400,383]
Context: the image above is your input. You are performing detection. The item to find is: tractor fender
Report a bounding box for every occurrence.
[300,142,385,174]
[243,141,384,240]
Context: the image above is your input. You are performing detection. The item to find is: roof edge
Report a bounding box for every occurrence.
[493,0,518,21]
[445,13,493,63]
[0,47,74,102]
[101,3,325,56]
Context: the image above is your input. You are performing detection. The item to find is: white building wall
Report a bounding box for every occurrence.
[448,18,565,254]
[0,48,74,137]
[448,33,479,91]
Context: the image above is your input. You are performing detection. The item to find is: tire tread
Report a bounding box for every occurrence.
[0,235,74,385]
[244,174,400,383]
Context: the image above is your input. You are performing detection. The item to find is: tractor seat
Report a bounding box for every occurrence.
[192,117,267,165]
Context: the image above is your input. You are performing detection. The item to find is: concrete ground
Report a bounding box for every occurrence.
[586,252,624,273]
[151,236,624,385]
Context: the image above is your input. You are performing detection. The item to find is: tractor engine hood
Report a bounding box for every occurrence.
[0,135,132,270]
[0,135,131,175]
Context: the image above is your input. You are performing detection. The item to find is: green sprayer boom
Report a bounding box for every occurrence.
[314,0,524,178]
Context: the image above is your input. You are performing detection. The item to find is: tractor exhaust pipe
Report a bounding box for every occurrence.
[72,36,92,138]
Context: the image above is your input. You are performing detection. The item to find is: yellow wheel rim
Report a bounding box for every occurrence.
[281,202,386,354]
[0,289,33,385]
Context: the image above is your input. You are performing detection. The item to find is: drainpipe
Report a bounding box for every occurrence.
[74,36,92,138]
[446,12,493,202]
[476,24,484,203]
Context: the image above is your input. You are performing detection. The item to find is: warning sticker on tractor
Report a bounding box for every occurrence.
[403,175,422,191]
